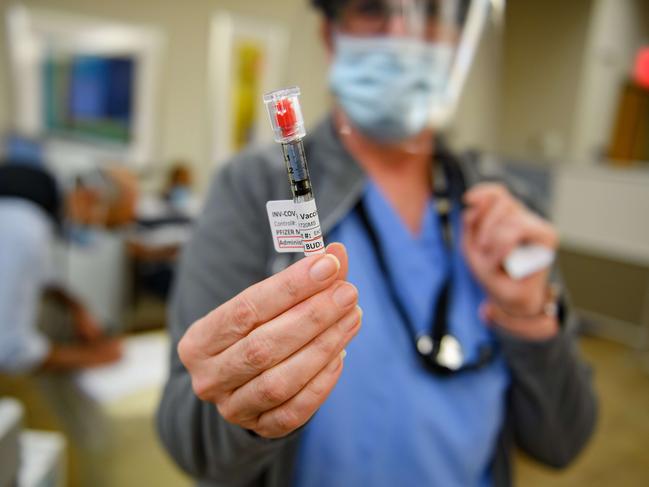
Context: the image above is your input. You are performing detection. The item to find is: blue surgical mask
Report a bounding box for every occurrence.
[169,185,190,212]
[67,224,99,247]
[329,35,453,142]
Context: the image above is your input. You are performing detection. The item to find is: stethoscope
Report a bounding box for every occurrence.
[354,149,496,376]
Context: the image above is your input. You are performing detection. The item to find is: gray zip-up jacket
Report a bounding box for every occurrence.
[157,117,597,487]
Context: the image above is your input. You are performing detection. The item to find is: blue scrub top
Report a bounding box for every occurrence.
[292,182,510,487]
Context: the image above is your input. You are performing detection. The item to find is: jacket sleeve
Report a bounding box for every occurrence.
[460,154,598,467]
[156,151,297,484]
[498,306,598,468]
[491,162,598,467]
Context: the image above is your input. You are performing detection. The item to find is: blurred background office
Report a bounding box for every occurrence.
[0,0,647,486]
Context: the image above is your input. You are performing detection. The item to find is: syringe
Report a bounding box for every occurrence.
[263,87,325,256]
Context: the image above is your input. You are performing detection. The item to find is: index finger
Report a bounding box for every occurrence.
[463,183,513,232]
[463,183,509,211]
[189,246,347,356]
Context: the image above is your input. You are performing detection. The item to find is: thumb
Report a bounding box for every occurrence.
[326,242,349,280]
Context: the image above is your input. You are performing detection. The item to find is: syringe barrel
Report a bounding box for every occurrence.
[264,85,325,256]
[281,140,313,198]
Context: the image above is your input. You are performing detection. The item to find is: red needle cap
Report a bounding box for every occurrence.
[275,99,297,137]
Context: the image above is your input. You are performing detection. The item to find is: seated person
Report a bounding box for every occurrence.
[67,165,139,232]
[163,161,196,216]
[0,164,122,374]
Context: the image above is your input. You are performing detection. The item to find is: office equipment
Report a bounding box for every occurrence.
[18,430,66,487]
[75,333,169,404]
[43,55,135,145]
[0,398,23,487]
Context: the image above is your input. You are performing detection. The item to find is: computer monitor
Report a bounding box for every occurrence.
[43,55,135,145]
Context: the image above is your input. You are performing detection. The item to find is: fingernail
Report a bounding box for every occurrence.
[310,255,339,282]
[326,242,346,253]
[333,282,358,308]
[343,306,363,332]
[337,305,361,332]
[340,349,347,360]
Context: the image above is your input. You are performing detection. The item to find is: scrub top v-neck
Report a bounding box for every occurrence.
[292,181,510,487]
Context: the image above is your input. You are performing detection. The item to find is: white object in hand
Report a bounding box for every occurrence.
[504,244,555,280]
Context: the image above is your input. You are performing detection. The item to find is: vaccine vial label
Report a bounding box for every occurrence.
[266,200,303,253]
[266,199,325,255]
[294,199,325,255]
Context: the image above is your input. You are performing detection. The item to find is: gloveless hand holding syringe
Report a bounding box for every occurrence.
[263,86,554,279]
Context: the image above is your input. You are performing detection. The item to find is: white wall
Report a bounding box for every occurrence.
[500,0,594,161]
[570,0,649,163]
[0,0,12,138]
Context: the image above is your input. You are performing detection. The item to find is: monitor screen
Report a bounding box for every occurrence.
[43,54,135,144]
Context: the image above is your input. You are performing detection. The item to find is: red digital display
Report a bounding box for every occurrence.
[635,47,649,89]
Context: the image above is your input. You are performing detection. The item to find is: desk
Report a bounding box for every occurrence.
[94,332,191,486]
[1,332,190,487]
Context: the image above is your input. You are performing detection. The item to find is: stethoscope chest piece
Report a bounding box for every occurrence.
[417,334,464,371]
[436,335,464,371]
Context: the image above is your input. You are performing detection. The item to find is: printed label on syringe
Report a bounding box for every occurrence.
[294,199,325,254]
[266,200,303,253]
[266,199,325,255]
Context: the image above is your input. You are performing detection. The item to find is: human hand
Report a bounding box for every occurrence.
[44,337,124,371]
[73,307,105,342]
[79,338,124,367]
[462,183,559,341]
[178,243,362,439]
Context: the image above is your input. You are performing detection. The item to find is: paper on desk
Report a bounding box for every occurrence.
[75,333,169,404]
[131,224,191,248]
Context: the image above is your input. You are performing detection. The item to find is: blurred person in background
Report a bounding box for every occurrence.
[163,161,197,216]
[158,1,597,486]
[0,163,123,374]
[67,164,139,241]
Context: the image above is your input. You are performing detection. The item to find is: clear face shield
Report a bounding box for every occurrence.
[333,0,465,42]
[327,0,495,141]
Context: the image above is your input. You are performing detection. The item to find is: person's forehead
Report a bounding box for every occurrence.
[318,0,471,31]
[316,0,442,12]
